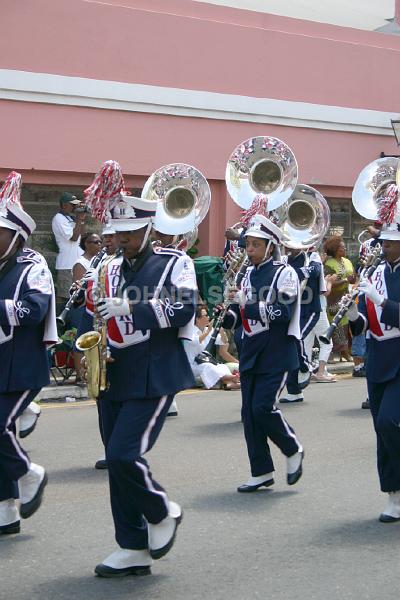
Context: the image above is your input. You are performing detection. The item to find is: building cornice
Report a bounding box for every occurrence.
[0,69,398,136]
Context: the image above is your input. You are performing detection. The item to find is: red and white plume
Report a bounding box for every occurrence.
[240,194,269,227]
[84,160,128,223]
[377,183,399,225]
[0,171,22,210]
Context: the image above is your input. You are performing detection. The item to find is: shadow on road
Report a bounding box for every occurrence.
[31,572,168,600]
[313,518,400,547]
[188,420,243,436]
[188,488,298,513]
[335,408,371,419]
[48,465,107,484]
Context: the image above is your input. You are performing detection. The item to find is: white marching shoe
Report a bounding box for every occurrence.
[19,401,41,439]
[237,473,275,493]
[19,463,48,519]
[379,491,400,523]
[287,447,304,486]
[280,393,304,404]
[298,371,311,390]
[95,548,152,577]
[167,400,178,417]
[0,499,20,535]
[148,500,183,560]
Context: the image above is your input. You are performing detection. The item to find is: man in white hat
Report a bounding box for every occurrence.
[78,193,197,577]
[348,217,400,522]
[219,214,305,492]
[0,172,56,535]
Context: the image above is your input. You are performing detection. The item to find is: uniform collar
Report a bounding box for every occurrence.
[385,257,400,273]
[256,256,273,269]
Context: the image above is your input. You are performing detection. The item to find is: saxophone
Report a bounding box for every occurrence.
[75,253,117,398]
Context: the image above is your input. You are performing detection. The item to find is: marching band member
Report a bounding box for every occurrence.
[0,172,56,534]
[220,214,304,492]
[280,247,326,401]
[347,193,400,523]
[79,164,197,577]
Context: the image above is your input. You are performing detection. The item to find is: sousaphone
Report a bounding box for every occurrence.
[274,184,330,250]
[352,156,399,220]
[142,163,211,235]
[225,136,298,211]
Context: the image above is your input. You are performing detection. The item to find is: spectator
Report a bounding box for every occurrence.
[183,305,240,390]
[51,192,86,310]
[323,235,356,361]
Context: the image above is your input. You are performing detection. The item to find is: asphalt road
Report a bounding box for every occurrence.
[1,377,399,600]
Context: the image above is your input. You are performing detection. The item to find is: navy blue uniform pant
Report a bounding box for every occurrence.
[368,373,400,492]
[0,389,40,502]
[287,312,318,395]
[99,394,174,550]
[241,371,301,477]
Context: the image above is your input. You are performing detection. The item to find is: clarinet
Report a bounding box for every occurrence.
[319,246,382,345]
[195,251,249,366]
[56,249,107,326]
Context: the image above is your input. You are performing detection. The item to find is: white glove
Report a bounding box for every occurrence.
[97,297,131,320]
[82,267,96,283]
[358,279,384,306]
[234,290,247,306]
[346,301,359,322]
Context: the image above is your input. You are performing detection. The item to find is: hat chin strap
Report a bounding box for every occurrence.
[0,229,20,262]
[138,222,153,254]
[262,240,273,262]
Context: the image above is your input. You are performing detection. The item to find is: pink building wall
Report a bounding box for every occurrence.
[1,0,399,254]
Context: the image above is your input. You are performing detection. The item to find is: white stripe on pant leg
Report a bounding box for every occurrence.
[314,310,332,362]
[5,390,31,470]
[303,328,315,363]
[272,374,301,451]
[135,460,169,512]
[274,372,288,406]
[137,394,169,512]
[272,408,302,452]
[301,312,316,337]
[140,395,168,455]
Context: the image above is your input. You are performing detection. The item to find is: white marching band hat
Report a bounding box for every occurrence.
[0,171,36,240]
[244,214,282,244]
[109,195,158,232]
[101,223,116,236]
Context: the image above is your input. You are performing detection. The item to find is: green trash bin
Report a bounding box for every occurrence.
[193,256,224,313]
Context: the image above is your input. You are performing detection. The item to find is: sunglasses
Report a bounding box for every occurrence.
[88,240,102,244]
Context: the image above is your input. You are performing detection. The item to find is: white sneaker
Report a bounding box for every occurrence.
[148,501,182,560]
[379,491,400,523]
[0,498,19,533]
[19,463,48,519]
[95,548,152,577]
[19,402,41,438]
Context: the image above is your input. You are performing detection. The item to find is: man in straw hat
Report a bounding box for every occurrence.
[0,172,56,535]
[347,182,400,523]
[78,161,197,577]
[218,213,305,492]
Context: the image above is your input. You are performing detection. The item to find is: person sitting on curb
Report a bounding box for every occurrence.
[183,305,240,390]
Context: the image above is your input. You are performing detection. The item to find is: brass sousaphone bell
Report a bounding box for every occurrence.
[225,136,298,211]
[142,163,211,240]
[352,156,400,220]
[274,184,331,250]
